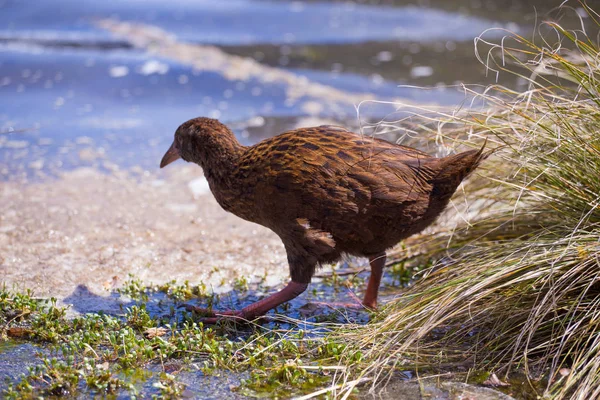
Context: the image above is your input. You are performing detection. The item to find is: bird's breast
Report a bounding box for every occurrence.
[208,177,264,224]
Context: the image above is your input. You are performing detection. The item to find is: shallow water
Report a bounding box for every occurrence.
[0,341,39,382]
[2,0,588,181]
[1,0,578,180]
[0,0,501,45]
[0,337,249,398]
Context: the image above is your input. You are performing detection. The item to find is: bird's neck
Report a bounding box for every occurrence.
[194,133,245,185]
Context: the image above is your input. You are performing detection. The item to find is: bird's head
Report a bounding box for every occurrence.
[160,117,235,169]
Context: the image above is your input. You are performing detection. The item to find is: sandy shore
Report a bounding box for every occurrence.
[0,164,288,306]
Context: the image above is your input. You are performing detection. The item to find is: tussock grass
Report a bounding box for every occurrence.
[336,3,600,399]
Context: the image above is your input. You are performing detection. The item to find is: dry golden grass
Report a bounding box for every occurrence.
[333,3,600,399]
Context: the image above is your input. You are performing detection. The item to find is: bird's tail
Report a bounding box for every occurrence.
[430,140,488,199]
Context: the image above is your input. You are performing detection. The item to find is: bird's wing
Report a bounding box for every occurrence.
[247,127,436,222]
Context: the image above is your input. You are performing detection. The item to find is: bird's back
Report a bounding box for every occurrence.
[230,126,483,258]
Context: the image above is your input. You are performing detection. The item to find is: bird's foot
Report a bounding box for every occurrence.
[178,281,309,324]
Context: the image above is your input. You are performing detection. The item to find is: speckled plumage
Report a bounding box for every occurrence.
[162,117,486,319]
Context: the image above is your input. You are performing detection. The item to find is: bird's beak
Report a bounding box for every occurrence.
[160,141,180,168]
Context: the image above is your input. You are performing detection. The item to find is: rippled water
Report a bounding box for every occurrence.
[2,0,584,181]
[0,0,502,44]
[0,0,555,180]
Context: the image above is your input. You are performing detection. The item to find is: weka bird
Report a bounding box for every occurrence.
[160,117,485,322]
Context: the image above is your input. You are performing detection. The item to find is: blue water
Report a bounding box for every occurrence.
[0,0,500,45]
[0,0,511,180]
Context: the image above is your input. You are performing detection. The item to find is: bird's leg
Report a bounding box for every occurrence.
[362,252,386,310]
[306,253,386,312]
[240,280,308,319]
[181,281,308,323]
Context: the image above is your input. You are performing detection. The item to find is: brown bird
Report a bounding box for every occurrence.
[160,117,485,322]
